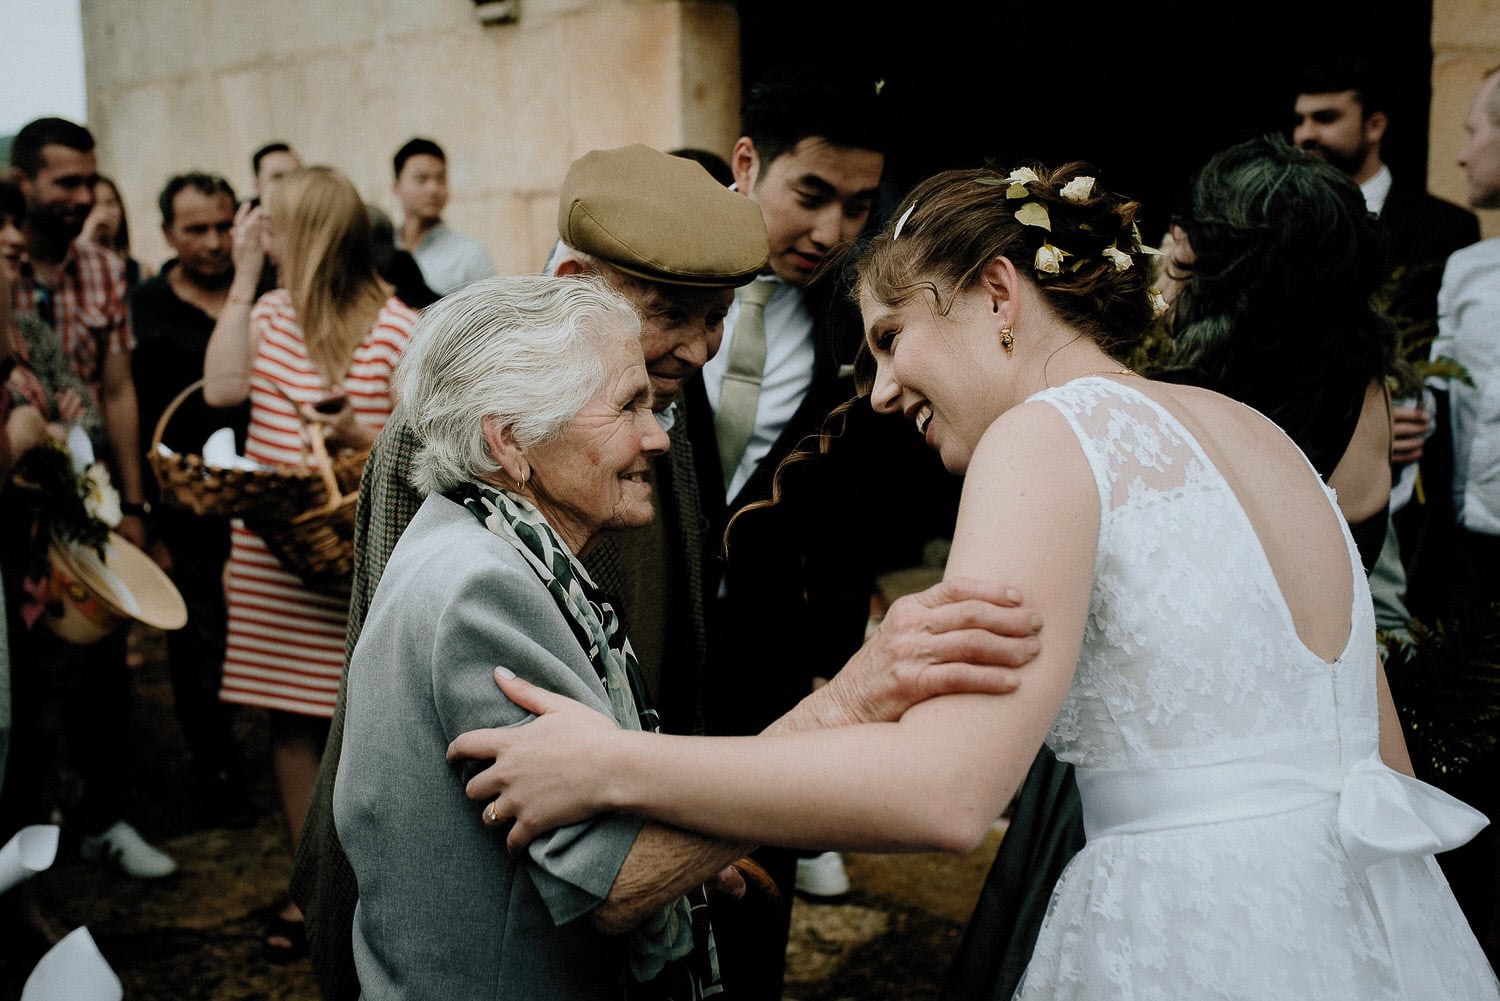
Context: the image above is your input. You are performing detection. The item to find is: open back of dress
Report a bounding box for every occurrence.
[1014,378,1495,1000]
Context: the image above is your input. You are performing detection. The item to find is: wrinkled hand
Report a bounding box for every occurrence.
[825,577,1041,726]
[447,669,623,852]
[231,202,268,279]
[1391,404,1430,466]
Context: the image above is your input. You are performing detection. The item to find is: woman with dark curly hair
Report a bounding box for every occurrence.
[451,156,1495,998]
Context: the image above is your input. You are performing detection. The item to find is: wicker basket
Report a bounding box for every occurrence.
[148,379,321,522]
[247,422,362,593]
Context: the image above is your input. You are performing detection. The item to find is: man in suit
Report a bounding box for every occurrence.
[294,144,1038,1000]
[1293,61,1481,624]
[686,75,961,999]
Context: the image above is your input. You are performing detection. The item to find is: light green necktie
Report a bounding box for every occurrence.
[715,279,775,490]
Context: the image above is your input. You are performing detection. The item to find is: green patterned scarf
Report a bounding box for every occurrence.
[448,481,719,997]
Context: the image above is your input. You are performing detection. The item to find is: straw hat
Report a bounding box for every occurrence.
[45,532,188,645]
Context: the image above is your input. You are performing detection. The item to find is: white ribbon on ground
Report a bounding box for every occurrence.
[0,825,59,896]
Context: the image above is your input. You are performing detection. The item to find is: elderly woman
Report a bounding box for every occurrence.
[335,274,717,1000]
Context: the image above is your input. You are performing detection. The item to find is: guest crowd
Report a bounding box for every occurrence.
[0,52,1498,1000]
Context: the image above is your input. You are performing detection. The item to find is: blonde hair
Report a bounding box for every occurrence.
[268,166,391,383]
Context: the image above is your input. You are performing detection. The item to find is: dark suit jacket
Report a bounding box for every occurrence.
[1379,179,1479,335]
[291,413,710,1001]
[686,280,960,737]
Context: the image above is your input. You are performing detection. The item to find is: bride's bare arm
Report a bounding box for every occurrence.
[1375,659,1416,778]
[454,403,1097,854]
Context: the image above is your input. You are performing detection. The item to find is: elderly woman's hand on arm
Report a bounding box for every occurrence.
[449,575,1043,854]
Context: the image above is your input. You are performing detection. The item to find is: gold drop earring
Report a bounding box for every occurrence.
[995,302,1014,357]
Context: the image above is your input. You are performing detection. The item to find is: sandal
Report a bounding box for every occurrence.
[262,912,308,964]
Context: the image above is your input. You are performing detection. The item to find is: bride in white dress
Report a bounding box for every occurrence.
[447,160,1498,999]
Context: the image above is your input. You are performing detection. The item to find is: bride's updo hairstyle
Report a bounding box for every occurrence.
[855,163,1159,359]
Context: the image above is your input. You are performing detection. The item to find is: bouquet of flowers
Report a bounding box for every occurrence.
[13,440,121,560]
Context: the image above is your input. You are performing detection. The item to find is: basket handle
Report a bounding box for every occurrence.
[305,423,344,514]
[263,380,347,512]
[150,378,207,455]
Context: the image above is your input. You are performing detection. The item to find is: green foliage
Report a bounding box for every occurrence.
[1374,264,1473,395]
[1383,613,1500,780]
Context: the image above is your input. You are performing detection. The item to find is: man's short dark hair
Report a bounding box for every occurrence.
[740,72,886,169]
[10,117,95,176]
[1294,59,1389,119]
[252,142,294,178]
[394,138,446,179]
[158,172,237,227]
[0,181,26,227]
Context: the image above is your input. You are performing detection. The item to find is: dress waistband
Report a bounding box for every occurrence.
[1074,743,1488,867]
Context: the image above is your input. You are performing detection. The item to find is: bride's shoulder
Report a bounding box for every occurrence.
[969,399,1093,492]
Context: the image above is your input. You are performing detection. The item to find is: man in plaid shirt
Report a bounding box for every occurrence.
[7,117,174,881]
[9,117,148,547]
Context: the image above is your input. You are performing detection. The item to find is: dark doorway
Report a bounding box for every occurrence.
[737,0,1437,234]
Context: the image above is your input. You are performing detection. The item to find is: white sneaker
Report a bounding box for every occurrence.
[80,821,178,879]
[795,851,850,898]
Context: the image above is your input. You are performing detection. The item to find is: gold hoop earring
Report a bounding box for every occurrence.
[1000,326,1014,357]
[514,469,529,492]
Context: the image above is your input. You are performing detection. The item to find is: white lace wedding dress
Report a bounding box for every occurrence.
[1013,379,1498,1000]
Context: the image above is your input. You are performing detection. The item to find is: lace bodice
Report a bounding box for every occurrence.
[1014,379,1495,1001]
[1034,378,1377,772]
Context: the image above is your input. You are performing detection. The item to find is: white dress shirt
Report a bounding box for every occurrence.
[1360,163,1393,217]
[1431,237,1500,534]
[409,221,497,297]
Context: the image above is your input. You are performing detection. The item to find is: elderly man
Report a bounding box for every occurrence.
[293,145,1041,1000]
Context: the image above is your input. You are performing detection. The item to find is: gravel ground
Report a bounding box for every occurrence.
[0,625,1001,1001]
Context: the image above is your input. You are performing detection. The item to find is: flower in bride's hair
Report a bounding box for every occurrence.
[892,202,917,240]
[1102,245,1133,272]
[1006,167,1039,198]
[1060,176,1095,203]
[1035,243,1071,275]
[1128,221,1165,257]
[1148,287,1169,317]
[1015,201,1051,231]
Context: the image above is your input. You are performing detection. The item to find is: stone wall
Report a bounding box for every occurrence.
[79,0,740,273]
[1433,0,1500,234]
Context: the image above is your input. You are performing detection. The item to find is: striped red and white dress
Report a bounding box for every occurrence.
[220,290,417,717]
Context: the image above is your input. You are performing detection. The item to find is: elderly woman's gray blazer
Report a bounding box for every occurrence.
[334,493,644,1000]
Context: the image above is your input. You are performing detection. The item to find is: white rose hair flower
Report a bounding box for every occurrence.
[1102,246,1133,272]
[1005,167,1040,199]
[1035,243,1071,275]
[1059,176,1095,203]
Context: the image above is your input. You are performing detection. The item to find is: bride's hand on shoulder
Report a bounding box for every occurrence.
[446,668,624,851]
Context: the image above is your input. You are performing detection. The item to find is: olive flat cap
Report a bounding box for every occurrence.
[558,145,768,288]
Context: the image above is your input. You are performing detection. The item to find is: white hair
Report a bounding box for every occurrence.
[395,274,641,495]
